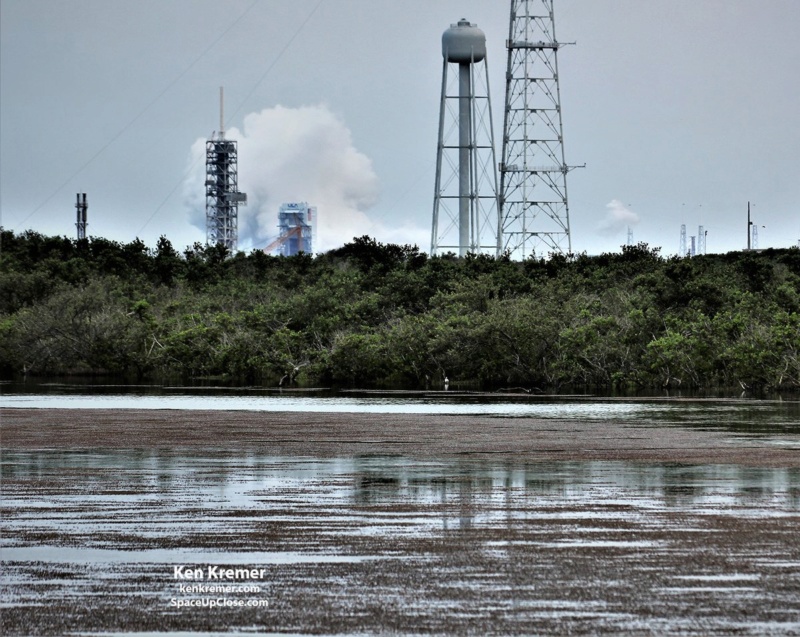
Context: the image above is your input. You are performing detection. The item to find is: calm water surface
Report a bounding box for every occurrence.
[2,383,799,434]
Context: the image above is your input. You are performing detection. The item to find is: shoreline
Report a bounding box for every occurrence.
[3,407,799,467]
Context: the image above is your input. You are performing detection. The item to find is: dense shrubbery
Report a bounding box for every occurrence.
[1,229,799,391]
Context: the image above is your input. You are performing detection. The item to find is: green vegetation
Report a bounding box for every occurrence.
[2,229,799,391]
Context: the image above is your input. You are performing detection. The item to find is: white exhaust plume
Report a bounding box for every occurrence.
[184,104,380,252]
[598,199,640,236]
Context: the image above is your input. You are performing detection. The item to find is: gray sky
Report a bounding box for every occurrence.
[2,0,799,256]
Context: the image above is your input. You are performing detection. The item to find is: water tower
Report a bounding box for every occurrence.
[431,20,501,257]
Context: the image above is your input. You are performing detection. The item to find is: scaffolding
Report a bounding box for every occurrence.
[680,224,687,256]
[205,136,246,251]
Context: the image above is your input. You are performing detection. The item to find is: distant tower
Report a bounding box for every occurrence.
[500,0,581,259]
[752,224,759,250]
[75,193,87,240]
[679,224,687,256]
[697,225,706,255]
[206,87,246,252]
[431,19,501,257]
[626,226,634,246]
[690,235,696,257]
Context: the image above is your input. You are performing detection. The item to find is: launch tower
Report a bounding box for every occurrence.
[205,88,246,252]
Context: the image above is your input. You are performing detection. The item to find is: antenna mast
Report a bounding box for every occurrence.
[219,86,225,139]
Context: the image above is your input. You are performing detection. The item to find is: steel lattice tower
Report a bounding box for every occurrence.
[679,224,687,256]
[432,20,501,257]
[206,88,246,252]
[500,0,579,258]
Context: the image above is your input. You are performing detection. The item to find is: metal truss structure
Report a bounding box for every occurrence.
[500,0,581,259]
[75,193,87,240]
[205,89,246,252]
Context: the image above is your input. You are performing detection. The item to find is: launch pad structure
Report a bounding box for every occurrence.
[262,203,316,256]
[205,88,246,252]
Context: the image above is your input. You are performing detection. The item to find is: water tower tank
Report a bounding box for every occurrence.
[442,19,486,63]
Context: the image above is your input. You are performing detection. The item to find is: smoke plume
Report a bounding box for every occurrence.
[185,104,380,252]
[598,199,640,236]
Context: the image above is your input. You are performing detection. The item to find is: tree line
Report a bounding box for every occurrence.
[1,229,799,391]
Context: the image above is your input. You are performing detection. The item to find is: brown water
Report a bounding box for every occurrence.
[2,448,799,636]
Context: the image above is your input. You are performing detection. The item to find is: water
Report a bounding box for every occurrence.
[3,451,800,635]
[2,383,799,435]
[2,389,799,635]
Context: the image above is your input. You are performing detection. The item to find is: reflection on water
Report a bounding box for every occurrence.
[1,384,799,634]
[3,450,799,635]
[3,451,799,550]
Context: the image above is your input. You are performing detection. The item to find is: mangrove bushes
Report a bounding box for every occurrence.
[1,230,799,391]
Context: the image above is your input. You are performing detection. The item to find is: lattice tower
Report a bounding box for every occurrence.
[500,0,581,259]
[679,224,687,257]
[205,88,246,252]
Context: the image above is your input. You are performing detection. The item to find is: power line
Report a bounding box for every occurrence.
[227,0,325,126]
[136,156,203,239]
[14,0,260,232]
